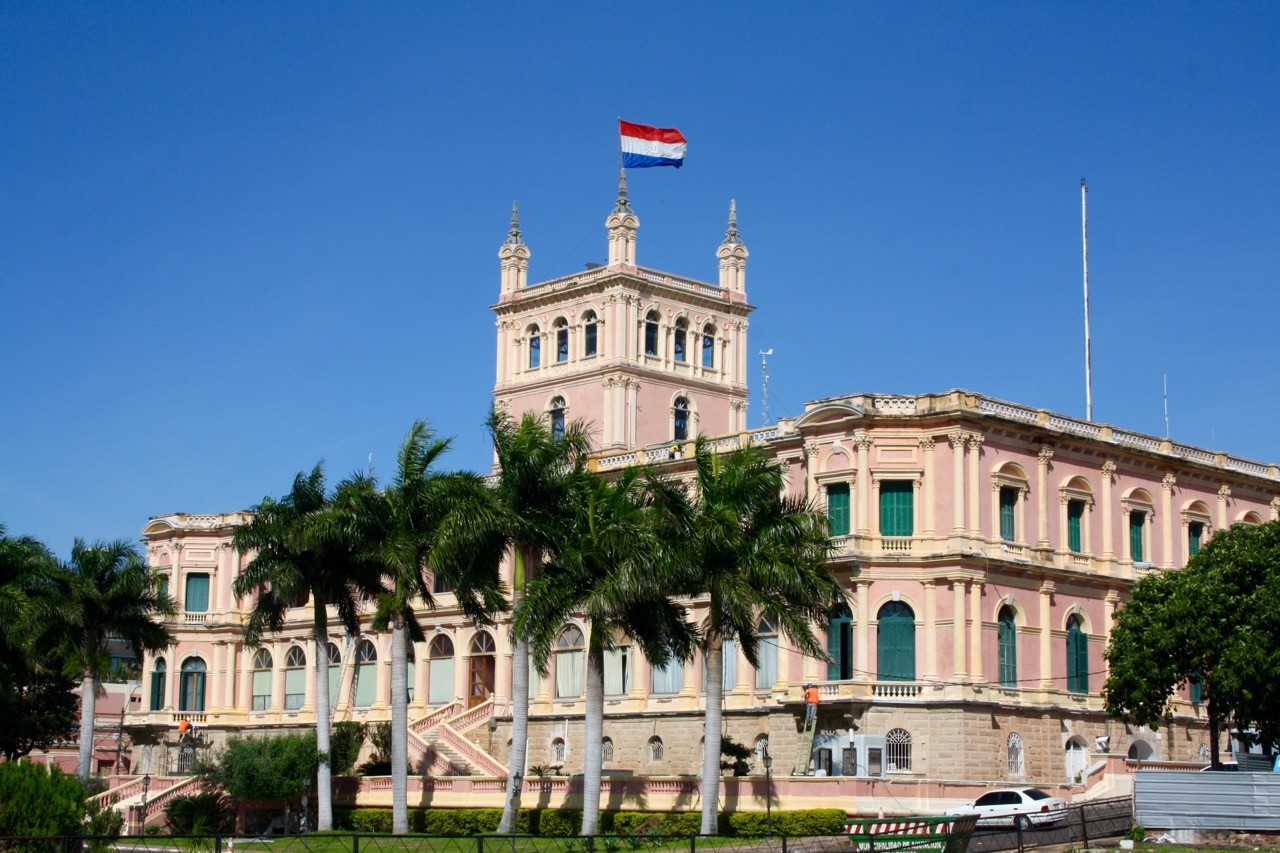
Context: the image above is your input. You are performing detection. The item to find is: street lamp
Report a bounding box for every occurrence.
[140,774,151,808]
[762,745,773,839]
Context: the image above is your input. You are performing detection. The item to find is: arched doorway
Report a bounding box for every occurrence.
[1065,737,1088,782]
[468,631,496,707]
[877,601,916,682]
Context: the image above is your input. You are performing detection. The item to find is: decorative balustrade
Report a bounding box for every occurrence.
[874,397,918,415]
[635,268,726,298]
[438,722,507,776]
[91,775,182,809]
[976,399,1039,423]
[141,776,201,822]
[997,542,1027,559]
[446,698,494,732]
[1070,553,1091,569]
[880,537,914,555]
[183,612,208,624]
[872,682,925,699]
[410,702,460,735]
[174,712,207,724]
[1173,444,1217,464]
[750,428,779,443]
[1113,430,1162,452]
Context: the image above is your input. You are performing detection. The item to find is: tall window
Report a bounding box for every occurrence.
[1066,615,1088,694]
[428,635,455,705]
[997,606,1017,688]
[1189,672,1203,705]
[549,396,566,440]
[527,325,541,368]
[1129,511,1146,563]
[554,320,569,363]
[651,657,683,694]
[879,481,914,537]
[284,646,306,710]
[827,483,851,536]
[179,658,205,713]
[720,638,737,691]
[644,311,659,356]
[673,397,690,441]
[886,728,912,772]
[999,486,1018,541]
[327,642,341,708]
[150,658,167,711]
[702,325,716,367]
[1188,522,1203,557]
[1067,499,1086,553]
[252,649,273,711]
[648,736,664,762]
[877,601,915,681]
[555,625,585,698]
[1007,732,1025,776]
[156,573,170,602]
[828,604,854,680]
[604,645,631,695]
[755,619,778,689]
[583,312,598,357]
[354,640,377,708]
[601,737,614,763]
[405,644,415,703]
[673,319,687,362]
[551,737,566,764]
[184,573,210,613]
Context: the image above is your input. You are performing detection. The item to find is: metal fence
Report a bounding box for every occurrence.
[1136,770,1280,831]
[964,796,1133,853]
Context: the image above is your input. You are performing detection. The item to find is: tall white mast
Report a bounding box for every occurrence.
[758,349,773,426]
[1081,178,1094,422]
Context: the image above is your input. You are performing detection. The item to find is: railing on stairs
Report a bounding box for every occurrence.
[437,722,506,776]
[140,776,202,824]
[90,776,182,810]
[409,702,461,736]
[445,698,494,732]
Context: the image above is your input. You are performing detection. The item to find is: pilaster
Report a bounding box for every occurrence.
[1036,447,1054,549]
[1161,474,1177,569]
[1038,581,1055,690]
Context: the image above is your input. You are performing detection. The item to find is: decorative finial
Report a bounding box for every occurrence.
[613,168,631,214]
[722,199,741,245]
[503,201,525,247]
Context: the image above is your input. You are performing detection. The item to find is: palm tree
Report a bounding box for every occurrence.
[512,467,697,836]
[647,438,845,835]
[231,464,380,832]
[0,524,55,638]
[43,539,175,781]
[330,420,507,835]
[434,409,591,834]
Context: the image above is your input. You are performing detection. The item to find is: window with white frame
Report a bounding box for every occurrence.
[1060,477,1094,555]
[651,656,683,694]
[673,397,690,441]
[648,736,664,762]
[886,728,912,772]
[551,737,566,764]
[1007,732,1025,776]
[553,318,569,363]
[582,311,599,357]
[555,625,585,698]
[702,324,716,367]
[601,737,614,763]
[284,646,306,710]
[353,640,377,708]
[673,318,688,362]
[755,619,778,689]
[252,649,273,711]
[604,645,631,695]
[428,635,454,705]
[527,324,541,369]
[549,396,566,440]
[1182,501,1211,563]
[990,465,1029,544]
[1122,490,1154,565]
[644,311,660,357]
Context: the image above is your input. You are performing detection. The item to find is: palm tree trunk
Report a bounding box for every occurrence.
[498,635,528,833]
[313,602,333,831]
[580,642,605,836]
[700,635,724,836]
[391,614,409,834]
[77,669,97,781]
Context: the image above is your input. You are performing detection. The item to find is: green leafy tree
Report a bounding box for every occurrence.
[328,420,507,834]
[0,761,88,839]
[198,732,319,808]
[232,463,381,832]
[330,721,367,776]
[434,410,592,834]
[647,438,844,834]
[40,540,174,781]
[1105,520,1280,765]
[513,467,697,835]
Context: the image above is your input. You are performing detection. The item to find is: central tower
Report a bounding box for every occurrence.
[492,174,753,450]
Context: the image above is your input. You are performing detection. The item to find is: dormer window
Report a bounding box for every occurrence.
[528,325,541,369]
[674,319,688,362]
[644,311,660,357]
[583,311,598,357]
[673,397,690,441]
[702,324,716,368]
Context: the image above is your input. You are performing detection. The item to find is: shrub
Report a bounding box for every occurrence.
[776,808,847,837]
[198,732,318,802]
[330,722,367,776]
[164,792,233,835]
[342,809,393,833]
[0,761,86,838]
[537,809,583,837]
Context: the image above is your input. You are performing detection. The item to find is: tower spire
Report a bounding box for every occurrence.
[613,168,631,214]
[722,199,742,246]
[605,169,639,267]
[504,200,525,247]
[716,198,748,293]
[498,200,531,294]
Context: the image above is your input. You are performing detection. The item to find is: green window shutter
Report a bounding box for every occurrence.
[1130,512,1145,562]
[999,487,1017,541]
[1189,673,1203,704]
[150,670,165,711]
[827,606,853,680]
[158,575,169,601]
[184,573,210,612]
[998,610,1017,688]
[1188,523,1202,557]
[827,484,850,536]
[1067,500,1085,553]
[879,481,914,537]
[354,663,376,707]
[877,602,915,681]
[1066,619,1088,694]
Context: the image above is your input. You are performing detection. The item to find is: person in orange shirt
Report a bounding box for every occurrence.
[177,718,191,740]
[804,682,820,726]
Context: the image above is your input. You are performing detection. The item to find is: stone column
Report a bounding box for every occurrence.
[372,635,390,711]
[1036,447,1054,548]
[207,643,223,713]
[967,435,984,537]
[413,641,429,710]
[239,642,255,712]
[304,644,317,712]
[855,433,872,536]
[950,433,967,535]
[271,640,286,714]
[1038,581,1055,689]
[1100,462,1116,560]
[804,442,819,501]
[968,581,985,683]
[1217,485,1231,530]
[922,580,938,680]
[921,437,937,536]
[855,580,871,678]
[497,649,513,707]
[1102,590,1121,682]
[456,650,471,704]
[223,643,238,710]
[951,580,967,681]
[1161,474,1177,569]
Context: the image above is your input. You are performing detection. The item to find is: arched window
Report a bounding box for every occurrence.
[428,635,455,705]
[648,736,664,762]
[150,658,167,711]
[252,649,273,711]
[755,619,778,689]
[651,655,683,694]
[582,311,598,357]
[601,737,614,763]
[327,642,341,708]
[471,632,496,655]
[673,397,690,441]
[553,319,569,363]
[1066,615,1088,694]
[284,646,307,711]
[1065,737,1088,782]
[527,325,541,369]
[179,658,206,713]
[644,311,660,357]
[605,643,632,695]
[1129,510,1146,563]
[827,603,854,680]
[877,601,916,682]
[886,728,912,772]
[354,640,377,708]
[1007,732,1025,776]
[549,396,566,441]
[673,319,688,362]
[702,325,716,367]
[551,737,566,764]
[997,606,1017,688]
[754,735,770,763]
[555,625,586,698]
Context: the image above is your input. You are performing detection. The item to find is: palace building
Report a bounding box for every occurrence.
[125,177,1280,811]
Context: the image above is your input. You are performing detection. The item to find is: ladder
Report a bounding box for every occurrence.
[792,709,818,775]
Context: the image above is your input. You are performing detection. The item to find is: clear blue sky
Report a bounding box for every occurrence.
[3,3,1278,556]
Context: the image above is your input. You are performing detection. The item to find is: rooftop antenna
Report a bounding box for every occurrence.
[367,453,374,478]
[1163,374,1170,438]
[758,348,774,426]
[1081,178,1094,422]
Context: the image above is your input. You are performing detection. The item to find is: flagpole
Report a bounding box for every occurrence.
[1081,178,1093,422]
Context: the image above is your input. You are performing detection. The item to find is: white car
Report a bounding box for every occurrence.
[944,787,1068,829]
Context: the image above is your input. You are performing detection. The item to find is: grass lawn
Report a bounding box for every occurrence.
[116,833,761,853]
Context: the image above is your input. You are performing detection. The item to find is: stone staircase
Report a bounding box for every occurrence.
[92,775,202,828]
[407,698,506,777]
